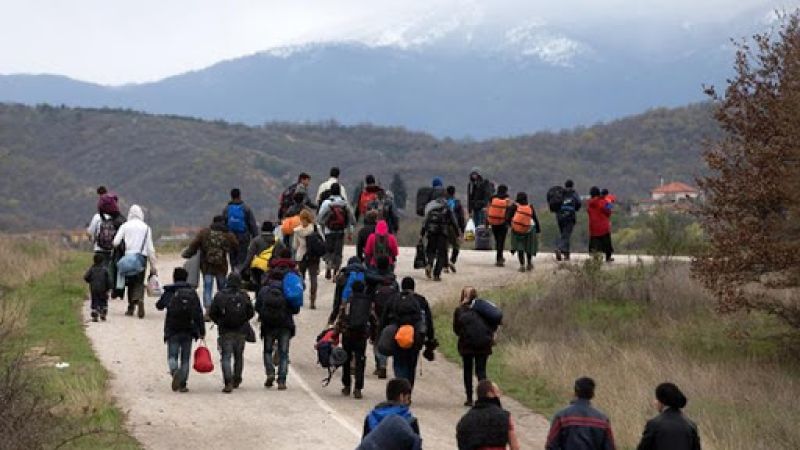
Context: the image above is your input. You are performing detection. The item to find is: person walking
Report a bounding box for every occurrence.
[317,166,348,204]
[446,185,467,272]
[366,256,398,378]
[278,173,315,219]
[112,204,158,318]
[355,175,399,233]
[362,378,421,439]
[636,383,701,450]
[421,190,459,281]
[358,415,422,450]
[453,287,497,406]
[507,192,541,272]
[487,185,511,267]
[208,273,255,393]
[84,253,112,322]
[587,187,614,263]
[86,186,125,266]
[357,210,380,263]
[546,377,616,450]
[554,180,582,262]
[222,188,259,270]
[155,267,205,393]
[317,183,356,279]
[380,277,435,389]
[183,215,238,319]
[331,280,376,399]
[456,379,521,450]
[256,249,301,391]
[364,219,399,269]
[467,168,494,227]
[243,220,284,288]
[293,209,324,309]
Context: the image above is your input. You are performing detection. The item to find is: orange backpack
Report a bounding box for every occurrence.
[394,325,415,349]
[486,198,509,226]
[281,215,301,236]
[512,204,534,234]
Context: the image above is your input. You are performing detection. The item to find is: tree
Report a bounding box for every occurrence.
[390,173,408,210]
[693,11,800,328]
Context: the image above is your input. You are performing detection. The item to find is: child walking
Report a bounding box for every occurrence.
[84,253,112,321]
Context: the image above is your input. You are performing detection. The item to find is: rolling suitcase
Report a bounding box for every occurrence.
[474,225,492,251]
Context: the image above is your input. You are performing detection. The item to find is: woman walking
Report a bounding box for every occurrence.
[637,382,702,450]
[293,209,324,309]
[507,192,541,272]
[453,287,496,406]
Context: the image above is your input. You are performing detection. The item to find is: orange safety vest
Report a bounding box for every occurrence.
[511,204,534,234]
[487,198,509,226]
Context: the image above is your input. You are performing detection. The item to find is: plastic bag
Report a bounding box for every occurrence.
[146,274,163,297]
[464,218,476,241]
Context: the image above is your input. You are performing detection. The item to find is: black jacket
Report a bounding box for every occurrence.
[380,290,436,345]
[456,398,511,450]
[636,409,701,450]
[328,260,368,325]
[156,282,206,341]
[208,287,255,335]
[357,222,377,262]
[546,399,616,450]
[254,282,301,337]
[467,173,493,211]
[243,231,285,271]
[84,264,112,298]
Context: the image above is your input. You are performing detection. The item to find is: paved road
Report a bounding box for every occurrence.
[86,247,639,449]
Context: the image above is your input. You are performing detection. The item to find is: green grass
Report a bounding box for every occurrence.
[19,253,140,449]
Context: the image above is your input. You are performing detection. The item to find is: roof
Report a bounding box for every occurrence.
[651,182,699,194]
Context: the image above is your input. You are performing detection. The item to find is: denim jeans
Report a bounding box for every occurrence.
[392,348,420,388]
[470,208,486,227]
[202,273,226,309]
[557,216,576,254]
[373,345,387,370]
[263,328,292,383]
[167,334,193,387]
[218,333,245,385]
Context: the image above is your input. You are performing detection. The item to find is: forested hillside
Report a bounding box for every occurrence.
[0,102,719,231]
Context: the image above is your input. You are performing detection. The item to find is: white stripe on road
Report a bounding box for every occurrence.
[292,366,362,438]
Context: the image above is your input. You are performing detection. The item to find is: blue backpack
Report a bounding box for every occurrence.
[282,272,304,310]
[447,198,457,212]
[342,270,365,302]
[227,204,247,234]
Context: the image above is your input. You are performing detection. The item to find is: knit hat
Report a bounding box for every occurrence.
[401,277,415,291]
[656,383,687,409]
[432,177,443,187]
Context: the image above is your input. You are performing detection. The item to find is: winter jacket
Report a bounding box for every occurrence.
[255,280,301,337]
[317,195,356,234]
[456,398,511,450]
[183,221,238,275]
[208,287,255,336]
[293,223,324,262]
[156,282,205,341]
[587,197,612,237]
[453,304,493,356]
[380,290,436,344]
[363,402,421,439]
[358,414,422,450]
[112,205,158,267]
[316,177,349,204]
[546,399,616,450]
[467,171,494,211]
[365,269,398,322]
[84,264,112,298]
[364,220,399,267]
[243,231,284,271]
[355,185,400,233]
[421,198,460,237]
[222,200,259,238]
[557,189,583,222]
[506,202,541,234]
[357,221,377,262]
[328,259,367,325]
[636,409,701,450]
[332,291,377,340]
[446,196,468,232]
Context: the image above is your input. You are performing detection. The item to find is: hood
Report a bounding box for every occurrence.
[261,232,276,246]
[432,176,443,187]
[365,185,384,194]
[470,167,483,181]
[127,205,144,222]
[368,403,413,426]
[424,198,447,216]
[375,220,389,235]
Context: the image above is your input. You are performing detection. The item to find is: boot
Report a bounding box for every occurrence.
[264,375,275,388]
[325,268,332,280]
[377,367,387,379]
[555,249,563,261]
[341,386,351,396]
[222,383,233,394]
[353,389,363,399]
[136,299,145,318]
[564,252,571,261]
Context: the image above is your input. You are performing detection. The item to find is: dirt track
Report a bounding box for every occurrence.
[85,247,632,449]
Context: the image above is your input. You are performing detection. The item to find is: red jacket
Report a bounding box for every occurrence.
[364,220,399,266]
[587,197,612,237]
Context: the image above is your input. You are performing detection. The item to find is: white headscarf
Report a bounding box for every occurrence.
[127,204,144,222]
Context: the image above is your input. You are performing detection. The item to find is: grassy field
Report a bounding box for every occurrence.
[0,236,139,449]
[432,258,800,450]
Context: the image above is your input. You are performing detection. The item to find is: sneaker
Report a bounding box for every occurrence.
[606,257,615,263]
[377,367,387,379]
[341,386,351,396]
[555,250,563,261]
[526,262,534,272]
[325,269,332,280]
[179,386,189,393]
[171,371,181,392]
[425,265,432,279]
[353,389,362,399]
[464,399,474,407]
[264,375,275,388]
[495,260,505,267]
[449,263,457,273]
[233,378,242,389]
[100,311,107,321]
[91,315,99,323]
[277,382,287,391]
[136,300,145,319]
[564,252,571,261]
[222,384,233,394]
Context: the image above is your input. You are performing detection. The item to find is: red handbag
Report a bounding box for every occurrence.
[193,341,214,373]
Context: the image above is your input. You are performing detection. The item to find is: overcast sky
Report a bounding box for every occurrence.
[0,0,794,85]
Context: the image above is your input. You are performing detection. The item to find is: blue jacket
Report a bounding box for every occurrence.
[546,399,615,450]
[362,402,420,439]
[357,414,421,450]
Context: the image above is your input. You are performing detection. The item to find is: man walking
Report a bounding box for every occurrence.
[222,188,259,270]
[457,380,521,450]
[546,377,616,450]
[317,183,356,279]
[421,190,459,281]
[467,168,494,226]
[317,166,348,204]
[208,273,254,393]
[445,185,467,271]
[554,180,582,262]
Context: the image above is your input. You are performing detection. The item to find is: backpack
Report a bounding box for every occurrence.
[282,271,304,310]
[511,204,534,234]
[226,204,247,234]
[373,234,390,260]
[279,183,297,217]
[395,325,415,349]
[167,288,196,332]
[96,214,117,251]
[426,205,449,235]
[460,309,493,349]
[546,186,565,213]
[359,190,379,216]
[447,197,457,212]
[342,270,365,302]
[415,187,434,217]
[203,230,228,267]
[487,197,509,225]
[560,193,577,215]
[373,282,397,318]
[305,226,327,259]
[250,244,274,271]
[345,293,372,332]
[221,291,250,329]
[258,282,287,327]
[326,204,347,231]
[395,292,422,328]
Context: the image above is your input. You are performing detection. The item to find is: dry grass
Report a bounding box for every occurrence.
[0,235,67,290]
[455,259,800,450]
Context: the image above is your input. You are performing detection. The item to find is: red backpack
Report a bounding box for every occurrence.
[359,191,378,216]
[193,342,214,373]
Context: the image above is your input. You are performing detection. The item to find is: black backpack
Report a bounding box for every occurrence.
[96,214,118,251]
[395,292,422,328]
[426,205,449,235]
[221,291,250,329]
[258,283,287,328]
[278,183,298,217]
[305,225,327,259]
[372,282,397,318]
[547,186,565,213]
[416,187,434,217]
[346,292,372,332]
[167,288,196,332]
[460,309,493,349]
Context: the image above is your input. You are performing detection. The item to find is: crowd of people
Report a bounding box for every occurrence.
[82,170,698,449]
